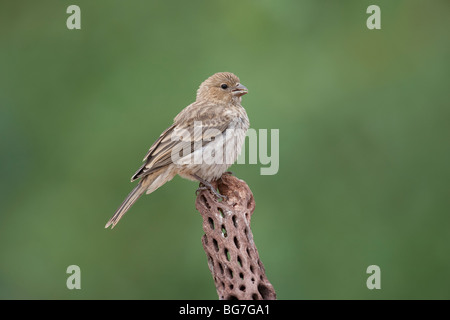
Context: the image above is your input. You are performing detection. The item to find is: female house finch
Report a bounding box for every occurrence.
[105,72,249,228]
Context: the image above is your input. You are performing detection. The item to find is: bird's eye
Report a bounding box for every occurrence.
[221,84,228,90]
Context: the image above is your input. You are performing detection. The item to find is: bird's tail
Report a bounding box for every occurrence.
[105,167,176,229]
[105,180,148,229]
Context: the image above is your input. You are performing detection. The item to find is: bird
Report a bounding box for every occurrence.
[105,72,249,229]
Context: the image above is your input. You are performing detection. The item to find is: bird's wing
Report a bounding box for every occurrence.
[131,124,176,181]
[142,124,176,163]
[131,112,231,181]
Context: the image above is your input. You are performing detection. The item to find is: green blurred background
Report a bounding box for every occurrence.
[1,0,449,299]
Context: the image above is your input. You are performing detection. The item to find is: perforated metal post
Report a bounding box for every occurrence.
[196,174,276,300]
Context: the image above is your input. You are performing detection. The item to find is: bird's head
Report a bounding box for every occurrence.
[196,72,248,104]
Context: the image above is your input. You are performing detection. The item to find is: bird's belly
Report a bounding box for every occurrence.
[178,118,248,182]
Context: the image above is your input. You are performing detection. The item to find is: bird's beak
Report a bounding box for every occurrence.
[232,83,248,97]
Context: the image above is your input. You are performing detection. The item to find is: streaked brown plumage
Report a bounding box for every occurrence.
[105,72,249,229]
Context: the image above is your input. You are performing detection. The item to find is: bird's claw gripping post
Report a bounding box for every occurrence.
[196,182,227,201]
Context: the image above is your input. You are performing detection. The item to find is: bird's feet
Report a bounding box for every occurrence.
[193,173,228,201]
[195,185,208,196]
[196,182,227,201]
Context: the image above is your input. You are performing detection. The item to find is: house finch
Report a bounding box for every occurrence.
[105,72,249,229]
